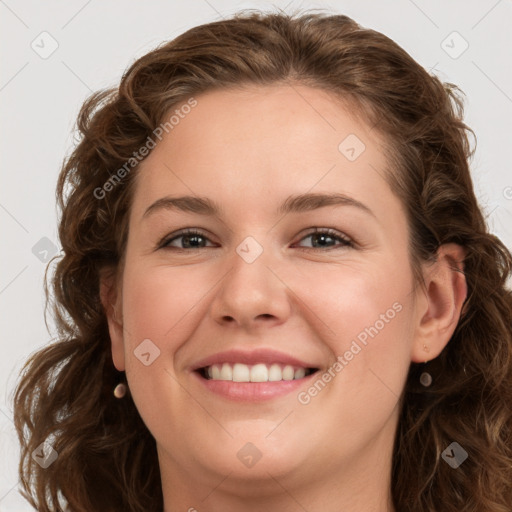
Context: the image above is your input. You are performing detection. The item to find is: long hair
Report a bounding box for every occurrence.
[13,9,512,511]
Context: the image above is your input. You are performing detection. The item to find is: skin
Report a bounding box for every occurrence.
[100,83,467,512]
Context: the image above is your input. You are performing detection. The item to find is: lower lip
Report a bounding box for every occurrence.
[192,371,318,402]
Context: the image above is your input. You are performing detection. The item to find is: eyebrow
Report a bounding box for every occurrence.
[142,192,376,220]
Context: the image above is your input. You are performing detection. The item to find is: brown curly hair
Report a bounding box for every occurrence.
[13,9,512,511]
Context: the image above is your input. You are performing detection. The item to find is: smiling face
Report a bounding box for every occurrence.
[102,83,445,508]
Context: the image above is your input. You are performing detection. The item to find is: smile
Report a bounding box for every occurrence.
[190,348,321,401]
[199,363,317,382]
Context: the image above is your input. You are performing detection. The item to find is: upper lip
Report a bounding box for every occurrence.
[190,348,320,372]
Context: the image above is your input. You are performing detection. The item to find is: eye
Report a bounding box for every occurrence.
[293,228,353,250]
[160,229,216,250]
[158,227,353,251]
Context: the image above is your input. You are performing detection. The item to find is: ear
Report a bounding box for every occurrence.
[99,266,125,371]
[411,243,468,363]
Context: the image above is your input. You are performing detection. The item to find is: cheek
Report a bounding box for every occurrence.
[299,263,414,418]
[292,291,413,462]
[122,263,209,344]
[308,262,412,350]
[119,265,209,406]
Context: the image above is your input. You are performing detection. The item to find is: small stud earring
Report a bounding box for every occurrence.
[113,383,127,399]
[423,344,430,364]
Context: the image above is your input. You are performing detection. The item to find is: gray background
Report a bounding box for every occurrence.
[1,0,511,509]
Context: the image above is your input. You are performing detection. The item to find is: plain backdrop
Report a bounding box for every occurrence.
[1,0,511,509]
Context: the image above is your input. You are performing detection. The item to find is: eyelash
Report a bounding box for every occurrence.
[159,227,354,252]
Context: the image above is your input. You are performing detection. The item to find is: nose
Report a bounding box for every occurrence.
[208,243,292,331]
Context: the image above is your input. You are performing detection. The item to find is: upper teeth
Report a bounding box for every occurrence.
[206,363,307,382]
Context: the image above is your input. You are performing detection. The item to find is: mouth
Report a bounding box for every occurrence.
[196,363,319,382]
[190,348,322,401]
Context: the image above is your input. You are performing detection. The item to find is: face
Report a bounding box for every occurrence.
[106,84,426,501]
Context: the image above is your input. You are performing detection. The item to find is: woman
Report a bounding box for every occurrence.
[13,9,512,512]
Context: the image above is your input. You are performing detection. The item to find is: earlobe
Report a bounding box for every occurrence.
[411,243,468,363]
[99,266,126,371]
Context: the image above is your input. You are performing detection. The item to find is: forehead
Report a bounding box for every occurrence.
[129,84,396,222]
